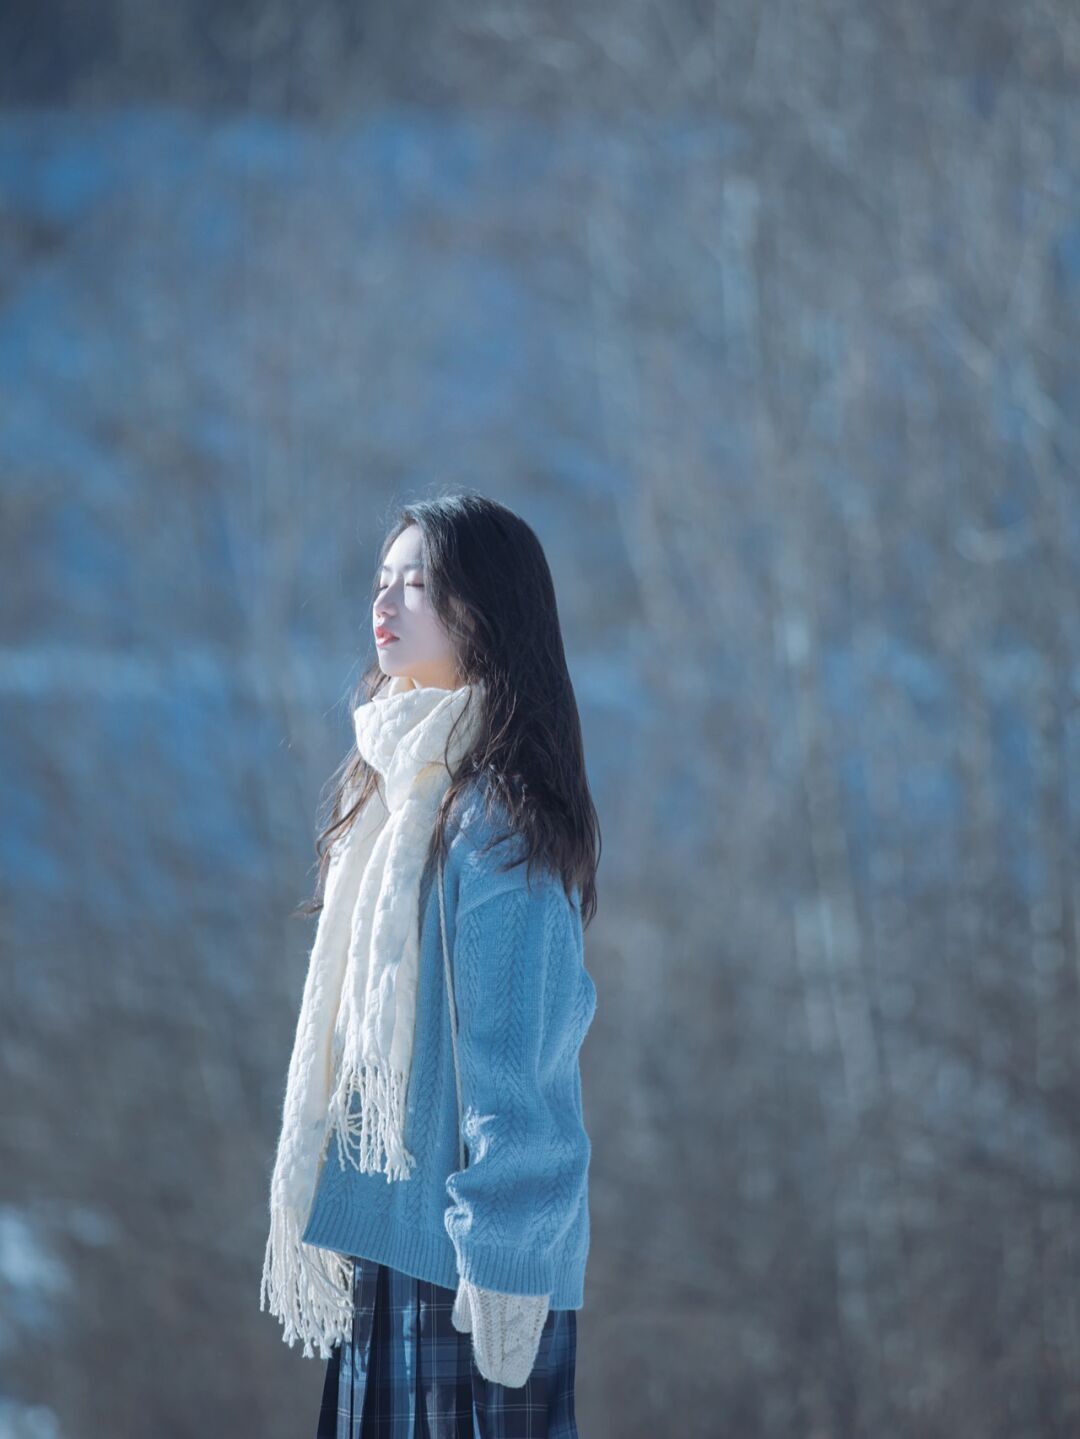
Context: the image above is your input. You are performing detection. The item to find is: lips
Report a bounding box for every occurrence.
[375,626,398,643]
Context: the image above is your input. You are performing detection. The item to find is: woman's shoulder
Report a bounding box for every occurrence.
[445,777,575,917]
[446,780,527,891]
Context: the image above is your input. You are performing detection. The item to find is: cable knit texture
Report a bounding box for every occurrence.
[300,781,597,1335]
[451,1277,551,1388]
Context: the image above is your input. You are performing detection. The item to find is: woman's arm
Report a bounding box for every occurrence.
[443,879,591,1293]
[441,865,592,1383]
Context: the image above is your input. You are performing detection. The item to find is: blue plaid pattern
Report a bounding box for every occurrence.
[315,1254,579,1438]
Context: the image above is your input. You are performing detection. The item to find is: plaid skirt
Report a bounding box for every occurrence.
[315,1254,579,1439]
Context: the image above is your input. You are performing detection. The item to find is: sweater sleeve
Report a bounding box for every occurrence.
[442,871,592,1298]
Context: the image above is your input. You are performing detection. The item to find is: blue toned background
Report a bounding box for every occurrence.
[2,5,1080,1437]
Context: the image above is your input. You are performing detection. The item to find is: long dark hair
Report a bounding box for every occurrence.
[295,491,601,928]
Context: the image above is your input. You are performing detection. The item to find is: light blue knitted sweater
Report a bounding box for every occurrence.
[299,788,598,1310]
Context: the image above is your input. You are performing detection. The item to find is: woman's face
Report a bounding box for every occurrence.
[373,524,462,690]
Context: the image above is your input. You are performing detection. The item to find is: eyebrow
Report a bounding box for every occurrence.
[378,561,424,573]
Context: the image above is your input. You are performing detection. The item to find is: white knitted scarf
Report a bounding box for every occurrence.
[259,673,484,1359]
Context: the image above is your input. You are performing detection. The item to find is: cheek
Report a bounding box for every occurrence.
[413,610,448,646]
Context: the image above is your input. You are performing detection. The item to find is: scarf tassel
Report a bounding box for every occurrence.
[258,1204,354,1360]
[326,1057,418,1182]
[259,1059,418,1361]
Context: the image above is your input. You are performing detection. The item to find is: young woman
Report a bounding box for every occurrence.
[259,492,600,1438]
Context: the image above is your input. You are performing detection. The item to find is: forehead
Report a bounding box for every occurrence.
[380,528,424,569]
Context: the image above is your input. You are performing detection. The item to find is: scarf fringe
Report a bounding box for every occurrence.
[326,1057,418,1182]
[258,1203,354,1360]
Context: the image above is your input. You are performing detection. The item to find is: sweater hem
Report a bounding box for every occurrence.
[300,1192,586,1310]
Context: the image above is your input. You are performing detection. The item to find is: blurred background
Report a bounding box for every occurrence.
[2,3,1080,1436]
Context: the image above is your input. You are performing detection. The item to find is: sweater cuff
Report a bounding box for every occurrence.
[449,1238,554,1296]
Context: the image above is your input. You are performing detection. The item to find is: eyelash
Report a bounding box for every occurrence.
[377,581,424,591]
